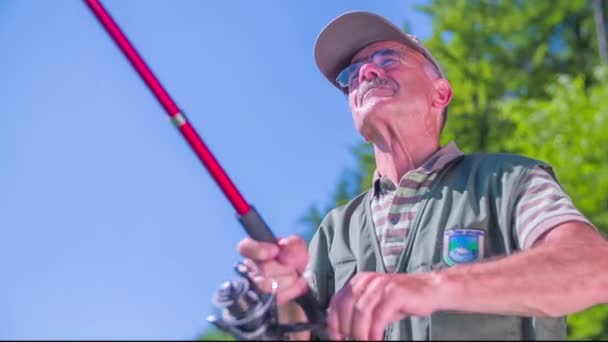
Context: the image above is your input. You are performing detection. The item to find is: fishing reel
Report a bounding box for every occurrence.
[207,262,326,340]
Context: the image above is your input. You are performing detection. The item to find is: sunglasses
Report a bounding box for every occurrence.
[336,48,405,89]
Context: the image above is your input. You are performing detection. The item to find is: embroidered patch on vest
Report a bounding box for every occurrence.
[443,228,485,266]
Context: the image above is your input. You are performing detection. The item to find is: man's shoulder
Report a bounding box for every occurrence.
[441,152,555,190]
[319,189,371,229]
[457,152,551,171]
[326,190,370,217]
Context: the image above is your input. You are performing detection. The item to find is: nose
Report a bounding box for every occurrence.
[358,62,385,85]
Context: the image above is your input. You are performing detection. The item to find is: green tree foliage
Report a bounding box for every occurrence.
[500,67,608,233]
[418,0,604,153]
[499,67,608,340]
[197,327,236,341]
[300,0,608,339]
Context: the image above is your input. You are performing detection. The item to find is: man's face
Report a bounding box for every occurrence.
[345,40,440,136]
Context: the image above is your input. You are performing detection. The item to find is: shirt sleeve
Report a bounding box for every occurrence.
[512,165,593,249]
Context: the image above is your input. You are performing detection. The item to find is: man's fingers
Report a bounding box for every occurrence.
[276,276,309,305]
[334,284,356,339]
[251,273,295,293]
[244,257,300,280]
[327,293,342,340]
[238,238,279,261]
[277,236,309,272]
[239,236,308,271]
[327,274,379,340]
[370,295,406,341]
[352,276,385,340]
[350,272,377,294]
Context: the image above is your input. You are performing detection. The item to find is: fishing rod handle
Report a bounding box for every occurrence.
[238,206,329,339]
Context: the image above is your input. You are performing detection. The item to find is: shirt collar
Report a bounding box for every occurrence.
[372,141,464,196]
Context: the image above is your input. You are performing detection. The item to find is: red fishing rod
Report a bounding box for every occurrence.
[84,0,327,339]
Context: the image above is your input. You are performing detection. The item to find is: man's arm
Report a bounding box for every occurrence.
[433,220,608,317]
[325,221,608,341]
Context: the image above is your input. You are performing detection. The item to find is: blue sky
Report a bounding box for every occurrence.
[1,0,432,339]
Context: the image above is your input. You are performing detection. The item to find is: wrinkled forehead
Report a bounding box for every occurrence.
[350,40,419,63]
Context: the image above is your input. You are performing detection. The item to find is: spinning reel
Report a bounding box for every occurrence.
[207,262,328,340]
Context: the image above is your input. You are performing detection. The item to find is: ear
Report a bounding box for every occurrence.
[432,78,453,110]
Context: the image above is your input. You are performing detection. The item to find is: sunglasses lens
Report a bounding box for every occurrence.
[335,49,402,88]
[336,63,361,88]
[373,49,401,67]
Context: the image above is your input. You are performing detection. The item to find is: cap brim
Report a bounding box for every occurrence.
[314,11,442,94]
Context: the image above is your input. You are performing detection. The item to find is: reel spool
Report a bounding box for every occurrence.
[207,262,279,340]
[207,262,326,340]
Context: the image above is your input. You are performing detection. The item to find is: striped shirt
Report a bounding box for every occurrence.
[371,142,463,273]
[513,165,592,249]
[370,142,592,272]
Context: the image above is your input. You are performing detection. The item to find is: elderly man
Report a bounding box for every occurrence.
[238,11,608,341]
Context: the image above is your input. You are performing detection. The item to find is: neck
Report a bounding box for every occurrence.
[369,126,440,186]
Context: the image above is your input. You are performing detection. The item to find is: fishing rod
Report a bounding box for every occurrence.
[83,0,328,339]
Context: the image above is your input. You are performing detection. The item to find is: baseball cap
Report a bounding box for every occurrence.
[314,11,444,94]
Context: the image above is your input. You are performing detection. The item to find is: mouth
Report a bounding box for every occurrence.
[356,78,399,106]
[359,86,395,105]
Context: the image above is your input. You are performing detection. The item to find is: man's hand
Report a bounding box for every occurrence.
[237,235,310,305]
[327,272,441,341]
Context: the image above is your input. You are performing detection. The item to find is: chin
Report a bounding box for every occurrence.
[355,107,387,135]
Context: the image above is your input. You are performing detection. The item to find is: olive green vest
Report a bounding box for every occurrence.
[307,153,567,340]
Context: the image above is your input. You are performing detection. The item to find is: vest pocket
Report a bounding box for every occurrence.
[429,312,523,340]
